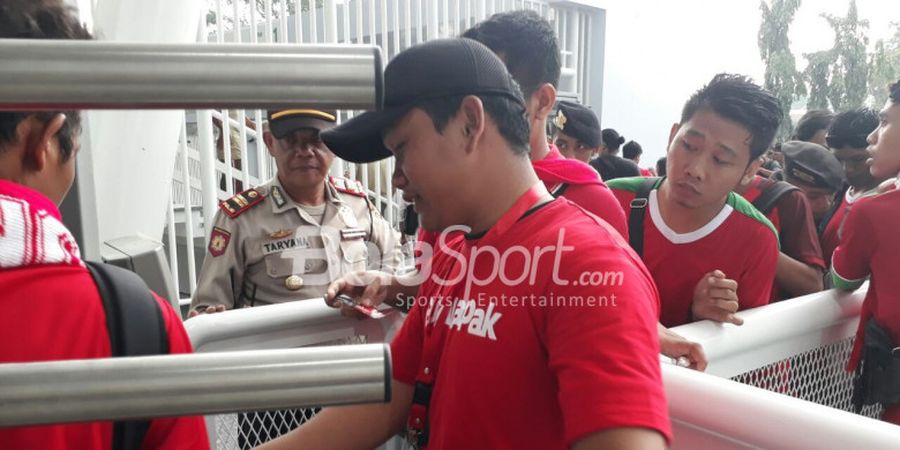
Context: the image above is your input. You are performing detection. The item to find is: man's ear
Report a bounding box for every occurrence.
[667,122,680,147]
[25,113,67,172]
[263,131,277,156]
[530,83,557,121]
[459,95,486,153]
[743,156,764,185]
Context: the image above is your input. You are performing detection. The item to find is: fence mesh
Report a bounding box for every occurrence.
[730,335,883,420]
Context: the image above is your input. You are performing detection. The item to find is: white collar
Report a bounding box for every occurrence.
[648,189,733,244]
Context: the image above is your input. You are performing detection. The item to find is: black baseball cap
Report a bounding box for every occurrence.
[267,109,338,139]
[321,38,525,163]
[782,140,844,191]
[554,101,601,148]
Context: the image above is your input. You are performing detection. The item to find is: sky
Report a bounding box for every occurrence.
[600,0,900,168]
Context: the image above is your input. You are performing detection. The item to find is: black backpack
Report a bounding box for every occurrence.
[750,181,798,216]
[85,261,169,450]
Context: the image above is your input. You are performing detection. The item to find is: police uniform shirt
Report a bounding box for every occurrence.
[191,176,402,310]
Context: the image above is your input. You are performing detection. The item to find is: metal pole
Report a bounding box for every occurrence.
[0,40,383,110]
[0,344,390,427]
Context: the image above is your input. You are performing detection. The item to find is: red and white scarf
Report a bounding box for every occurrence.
[0,180,82,269]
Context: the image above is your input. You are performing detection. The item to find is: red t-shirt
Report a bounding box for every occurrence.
[640,167,654,177]
[821,187,880,266]
[831,189,900,371]
[392,190,670,449]
[607,177,779,327]
[740,176,824,300]
[0,180,209,450]
[536,145,628,239]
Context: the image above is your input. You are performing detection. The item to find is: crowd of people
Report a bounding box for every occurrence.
[1,1,899,449]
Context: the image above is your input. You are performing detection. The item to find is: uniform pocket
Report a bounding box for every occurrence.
[340,239,369,269]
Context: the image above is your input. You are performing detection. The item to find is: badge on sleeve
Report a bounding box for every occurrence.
[208,227,231,257]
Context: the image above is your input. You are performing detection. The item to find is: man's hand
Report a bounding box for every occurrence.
[325,270,395,319]
[187,304,226,318]
[658,324,707,371]
[691,270,743,325]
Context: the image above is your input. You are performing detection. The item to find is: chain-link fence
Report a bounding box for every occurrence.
[731,335,883,419]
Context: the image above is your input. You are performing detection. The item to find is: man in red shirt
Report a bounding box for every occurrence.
[0,1,209,448]
[820,108,886,265]
[736,147,826,300]
[260,38,670,450]
[608,74,781,327]
[831,80,900,425]
[461,10,627,238]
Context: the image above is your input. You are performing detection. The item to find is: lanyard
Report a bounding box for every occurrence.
[406,183,549,448]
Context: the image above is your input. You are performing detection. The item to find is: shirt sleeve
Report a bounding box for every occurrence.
[736,223,779,310]
[191,210,242,310]
[777,191,825,269]
[390,300,425,385]
[141,295,211,450]
[542,236,671,445]
[831,202,874,291]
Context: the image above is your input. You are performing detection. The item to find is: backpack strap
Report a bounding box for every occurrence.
[85,261,169,450]
[751,181,799,216]
[628,178,659,257]
[818,185,849,236]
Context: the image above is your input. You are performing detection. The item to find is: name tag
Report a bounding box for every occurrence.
[262,235,310,255]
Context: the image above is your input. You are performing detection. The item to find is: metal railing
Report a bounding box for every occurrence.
[0,40,382,110]
[664,363,900,449]
[667,285,880,414]
[0,345,390,427]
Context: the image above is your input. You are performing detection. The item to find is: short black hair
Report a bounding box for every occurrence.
[622,140,643,160]
[0,0,92,162]
[891,79,900,104]
[415,94,530,156]
[656,157,667,176]
[680,73,782,161]
[461,10,560,99]
[826,108,878,150]
[793,109,834,142]
[601,128,625,154]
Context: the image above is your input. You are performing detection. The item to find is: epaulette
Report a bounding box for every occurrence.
[330,176,367,198]
[219,188,266,218]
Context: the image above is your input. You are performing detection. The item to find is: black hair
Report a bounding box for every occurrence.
[656,157,667,176]
[622,140,643,160]
[416,94,530,156]
[680,73,782,161]
[891,79,900,104]
[461,10,560,99]
[792,109,834,142]
[601,128,625,154]
[826,108,878,150]
[0,0,92,162]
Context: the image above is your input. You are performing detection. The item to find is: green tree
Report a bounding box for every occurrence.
[802,0,870,111]
[868,22,899,107]
[758,0,804,140]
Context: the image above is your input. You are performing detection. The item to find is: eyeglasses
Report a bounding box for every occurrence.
[825,133,869,149]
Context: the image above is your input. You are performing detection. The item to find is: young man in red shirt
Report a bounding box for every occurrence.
[0,1,209,449]
[820,108,886,265]
[608,74,781,327]
[831,80,900,425]
[260,38,670,450]
[736,142,825,300]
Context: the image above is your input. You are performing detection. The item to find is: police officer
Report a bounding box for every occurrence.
[190,109,401,315]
